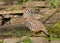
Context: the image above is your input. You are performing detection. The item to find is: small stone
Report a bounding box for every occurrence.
[3,38,20,43]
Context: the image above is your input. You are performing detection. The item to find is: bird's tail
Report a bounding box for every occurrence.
[41,30,51,42]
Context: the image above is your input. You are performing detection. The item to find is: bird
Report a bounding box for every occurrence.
[23,7,50,37]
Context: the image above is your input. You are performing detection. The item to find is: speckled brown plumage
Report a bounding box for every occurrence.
[23,8,50,37]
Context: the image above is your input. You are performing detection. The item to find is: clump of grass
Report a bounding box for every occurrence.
[0,41,3,43]
[23,37,32,43]
[18,0,23,4]
[47,0,59,9]
[18,0,30,4]
[17,36,32,43]
[46,21,60,38]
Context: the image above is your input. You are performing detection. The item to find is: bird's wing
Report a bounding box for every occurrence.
[29,16,45,29]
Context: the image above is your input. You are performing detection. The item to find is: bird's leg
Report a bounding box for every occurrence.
[31,31,36,37]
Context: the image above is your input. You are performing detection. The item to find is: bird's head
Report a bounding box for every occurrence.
[23,7,32,18]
